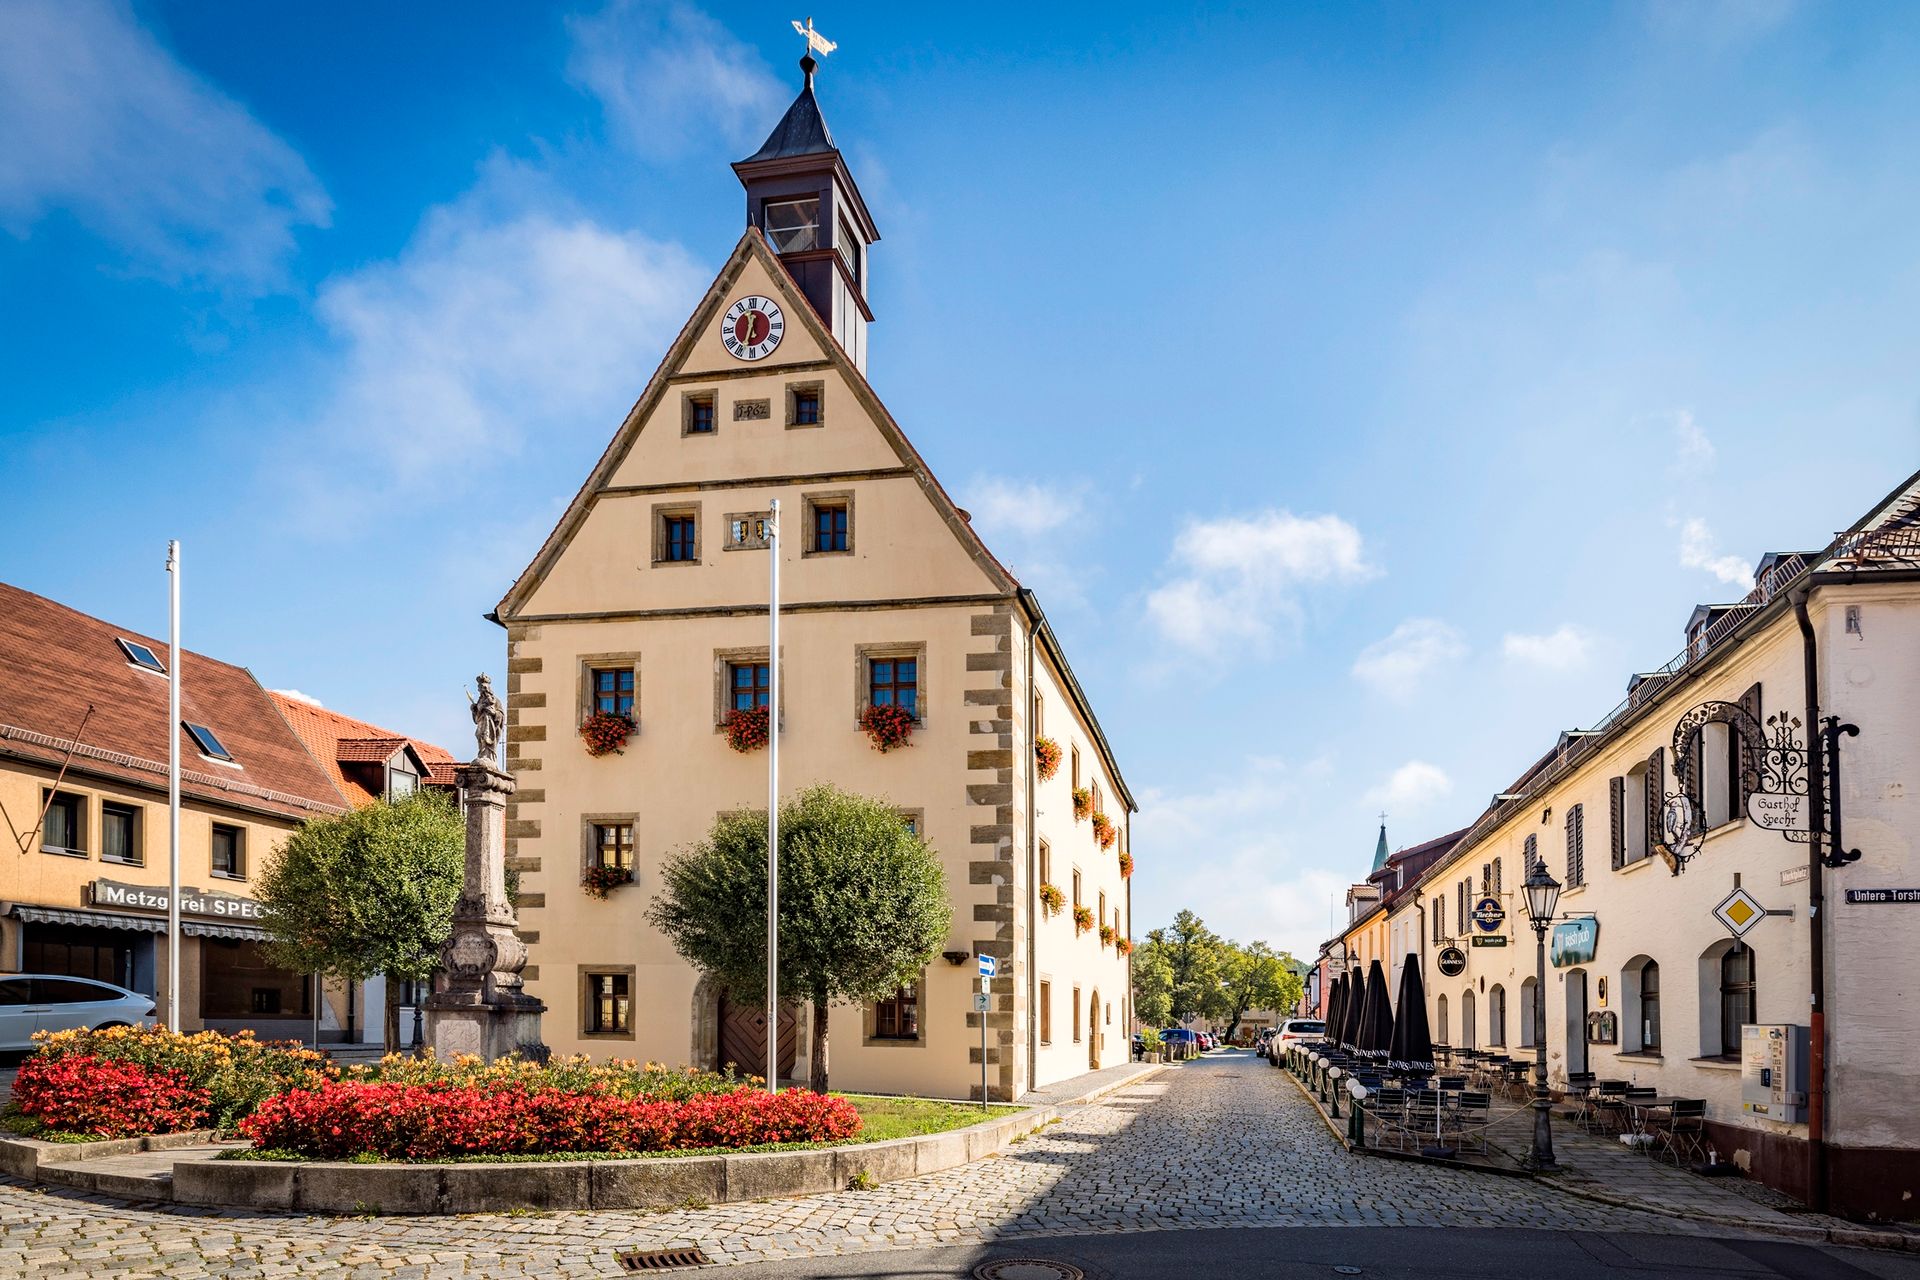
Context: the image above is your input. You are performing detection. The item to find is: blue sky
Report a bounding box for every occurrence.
[3,1,1916,959]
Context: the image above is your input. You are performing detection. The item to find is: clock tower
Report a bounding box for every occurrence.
[732,54,879,372]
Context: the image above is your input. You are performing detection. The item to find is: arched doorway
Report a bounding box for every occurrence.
[1564,968,1589,1075]
[1088,988,1100,1069]
[717,988,797,1083]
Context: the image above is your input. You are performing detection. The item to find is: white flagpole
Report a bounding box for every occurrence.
[766,500,780,1094]
[165,541,181,1031]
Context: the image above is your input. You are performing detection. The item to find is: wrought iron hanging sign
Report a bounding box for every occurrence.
[1749,711,1811,839]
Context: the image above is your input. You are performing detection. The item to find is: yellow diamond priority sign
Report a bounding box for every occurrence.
[1713,887,1767,938]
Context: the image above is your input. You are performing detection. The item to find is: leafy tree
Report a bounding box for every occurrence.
[1130,938,1173,1028]
[1217,941,1300,1043]
[649,785,950,1093]
[257,789,464,1050]
[1163,910,1226,1022]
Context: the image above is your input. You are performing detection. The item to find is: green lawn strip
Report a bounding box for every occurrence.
[216,1094,1026,1164]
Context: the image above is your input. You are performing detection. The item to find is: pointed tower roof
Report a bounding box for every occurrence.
[1371,822,1390,873]
[743,55,835,161]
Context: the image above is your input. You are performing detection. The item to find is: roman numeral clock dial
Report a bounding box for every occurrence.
[721,295,785,361]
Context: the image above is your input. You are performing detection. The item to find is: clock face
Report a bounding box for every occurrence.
[722,295,785,361]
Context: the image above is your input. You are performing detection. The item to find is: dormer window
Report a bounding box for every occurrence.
[184,721,234,763]
[117,638,165,673]
[764,197,819,253]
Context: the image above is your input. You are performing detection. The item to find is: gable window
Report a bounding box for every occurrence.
[101,802,140,865]
[764,197,819,253]
[386,768,417,799]
[185,722,234,763]
[813,502,848,552]
[793,388,821,425]
[116,638,165,673]
[868,656,918,719]
[665,516,696,562]
[683,393,716,435]
[653,503,702,564]
[211,823,245,879]
[872,984,919,1040]
[594,822,634,872]
[729,661,771,711]
[586,971,632,1035]
[41,790,85,856]
[591,667,635,718]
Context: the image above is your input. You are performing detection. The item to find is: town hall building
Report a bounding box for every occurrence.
[495,56,1136,1100]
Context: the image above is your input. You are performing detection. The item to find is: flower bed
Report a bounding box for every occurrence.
[341,1053,755,1101]
[239,1081,860,1161]
[1038,882,1065,916]
[15,1027,328,1136]
[580,712,635,757]
[1034,736,1062,781]
[859,703,914,752]
[1073,905,1094,934]
[726,705,770,753]
[1091,812,1115,849]
[581,864,634,898]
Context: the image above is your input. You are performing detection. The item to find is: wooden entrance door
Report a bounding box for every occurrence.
[718,992,797,1081]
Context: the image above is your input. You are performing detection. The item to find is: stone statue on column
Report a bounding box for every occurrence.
[424,674,546,1061]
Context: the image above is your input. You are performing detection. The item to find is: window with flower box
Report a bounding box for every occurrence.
[593,822,634,872]
[591,667,635,718]
[868,656,917,719]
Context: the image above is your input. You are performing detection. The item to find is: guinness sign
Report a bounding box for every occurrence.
[1437,946,1467,977]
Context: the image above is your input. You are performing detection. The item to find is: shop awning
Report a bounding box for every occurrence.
[6,903,269,942]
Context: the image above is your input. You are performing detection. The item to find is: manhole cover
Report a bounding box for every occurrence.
[973,1261,1085,1280]
[615,1246,713,1271]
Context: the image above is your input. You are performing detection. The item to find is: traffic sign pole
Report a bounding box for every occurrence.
[976,954,998,1110]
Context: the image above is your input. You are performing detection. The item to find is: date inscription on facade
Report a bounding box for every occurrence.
[734,399,771,421]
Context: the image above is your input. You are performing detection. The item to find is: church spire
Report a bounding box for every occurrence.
[732,30,880,371]
[1371,819,1390,873]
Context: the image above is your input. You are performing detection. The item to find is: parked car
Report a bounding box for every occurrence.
[0,975,156,1053]
[1271,1018,1326,1059]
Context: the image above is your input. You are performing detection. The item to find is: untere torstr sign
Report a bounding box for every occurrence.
[89,878,264,920]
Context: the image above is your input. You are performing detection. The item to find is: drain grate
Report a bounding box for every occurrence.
[973,1260,1085,1280]
[615,1246,714,1271]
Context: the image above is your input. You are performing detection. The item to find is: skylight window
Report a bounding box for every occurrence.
[184,722,234,762]
[117,638,165,673]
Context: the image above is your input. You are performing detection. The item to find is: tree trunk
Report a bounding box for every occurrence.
[384,978,401,1053]
[809,997,829,1094]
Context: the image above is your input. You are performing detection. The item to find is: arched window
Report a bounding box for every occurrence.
[1640,960,1661,1051]
[1519,977,1538,1048]
[1621,955,1661,1053]
[1488,984,1507,1047]
[1462,989,1477,1049]
[1437,993,1449,1045]
[1698,940,1756,1057]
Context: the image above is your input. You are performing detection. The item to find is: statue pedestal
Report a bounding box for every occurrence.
[423,759,546,1061]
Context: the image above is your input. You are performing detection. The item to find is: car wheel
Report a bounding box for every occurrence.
[93,1022,129,1031]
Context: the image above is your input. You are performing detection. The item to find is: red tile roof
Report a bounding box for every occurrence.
[269,694,457,808]
[0,581,348,821]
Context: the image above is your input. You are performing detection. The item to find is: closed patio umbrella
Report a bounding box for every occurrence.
[1341,967,1366,1054]
[1360,958,1393,1065]
[1322,975,1345,1048]
[1387,952,1435,1077]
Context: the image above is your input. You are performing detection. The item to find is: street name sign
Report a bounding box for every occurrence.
[1845,887,1920,904]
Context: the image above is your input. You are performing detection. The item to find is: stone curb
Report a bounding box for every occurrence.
[0,1131,221,1180]
[38,1065,1166,1216]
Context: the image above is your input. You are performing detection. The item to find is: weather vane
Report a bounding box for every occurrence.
[792,17,836,59]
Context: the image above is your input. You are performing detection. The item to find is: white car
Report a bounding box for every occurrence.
[0,975,157,1053]
[1271,1018,1326,1059]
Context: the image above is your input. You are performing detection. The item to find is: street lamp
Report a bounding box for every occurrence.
[1522,858,1562,1171]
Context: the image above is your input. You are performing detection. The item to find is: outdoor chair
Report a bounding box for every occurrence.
[1402,1091,1440,1154]
[1370,1086,1405,1148]
[1563,1071,1596,1125]
[1654,1099,1708,1167]
[1589,1080,1630,1135]
[1449,1090,1492,1154]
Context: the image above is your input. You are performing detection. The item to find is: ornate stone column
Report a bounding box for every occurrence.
[424,676,546,1061]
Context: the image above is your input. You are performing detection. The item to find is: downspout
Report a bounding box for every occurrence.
[1792,588,1828,1214]
[1123,809,1133,1036]
[1024,618,1039,1096]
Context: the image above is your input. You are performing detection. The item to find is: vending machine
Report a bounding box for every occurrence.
[1740,1024,1809,1123]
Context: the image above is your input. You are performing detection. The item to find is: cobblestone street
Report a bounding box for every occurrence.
[0,1052,1880,1276]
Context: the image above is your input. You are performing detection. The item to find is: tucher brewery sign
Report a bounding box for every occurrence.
[89,878,264,922]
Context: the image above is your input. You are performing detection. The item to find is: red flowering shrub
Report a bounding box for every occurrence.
[859,704,914,752]
[1034,736,1062,781]
[1072,787,1091,821]
[1038,883,1065,917]
[1091,812,1116,849]
[1072,905,1095,935]
[239,1081,860,1160]
[1118,851,1134,878]
[12,1053,212,1138]
[580,712,634,757]
[726,705,770,753]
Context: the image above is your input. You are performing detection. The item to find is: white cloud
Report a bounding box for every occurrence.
[281,171,707,513]
[0,0,329,291]
[1502,624,1593,672]
[1363,761,1454,813]
[269,688,322,706]
[1678,517,1752,588]
[1146,511,1374,654]
[962,477,1084,540]
[960,476,1094,607]
[1350,618,1467,698]
[1671,409,1715,472]
[567,1,784,161]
